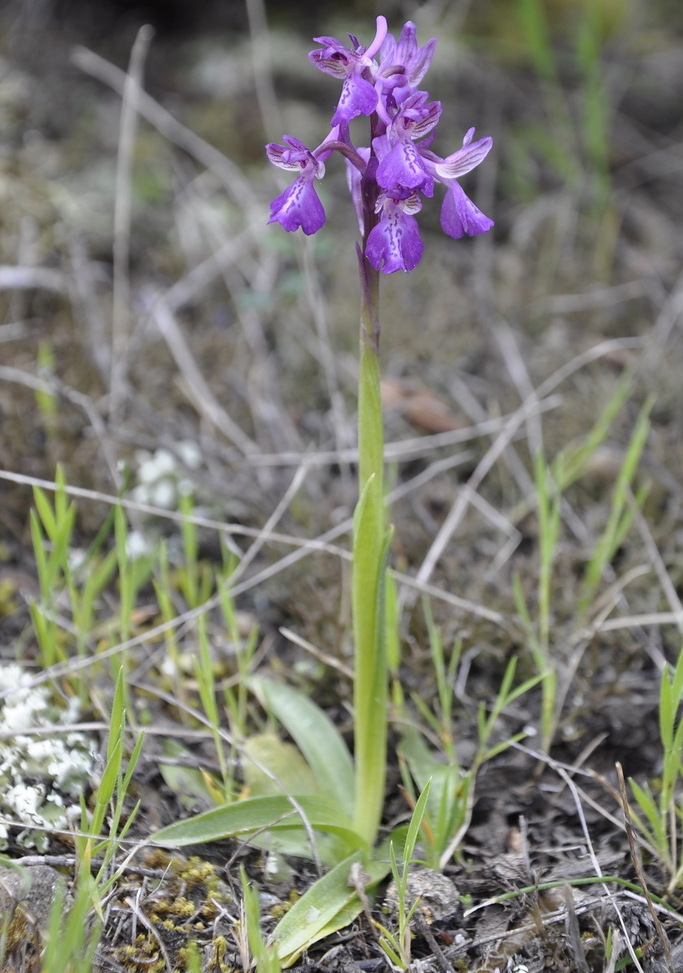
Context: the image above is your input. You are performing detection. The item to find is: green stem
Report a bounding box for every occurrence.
[352,255,388,846]
[358,263,382,488]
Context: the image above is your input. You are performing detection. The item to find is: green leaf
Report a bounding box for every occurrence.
[398,728,465,855]
[398,728,441,790]
[159,740,222,807]
[243,732,318,797]
[628,778,665,850]
[249,677,355,816]
[403,779,431,867]
[151,795,363,852]
[272,852,390,967]
[32,485,57,540]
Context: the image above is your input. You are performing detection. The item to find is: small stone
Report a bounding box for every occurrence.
[383,866,460,924]
[0,864,71,973]
[0,863,70,931]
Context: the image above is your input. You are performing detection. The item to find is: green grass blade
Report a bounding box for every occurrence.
[403,778,431,867]
[628,778,666,852]
[555,372,633,489]
[241,866,281,973]
[580,398,652,609]
[517,0,556,82]
[32,484,57,541]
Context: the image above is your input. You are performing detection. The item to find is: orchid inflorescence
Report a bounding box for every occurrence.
[266,16,494,274]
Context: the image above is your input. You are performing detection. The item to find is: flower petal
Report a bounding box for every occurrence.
[440,180,494,239]
[376,140,433,194]
[332,73,378,124]
[268,177,326,235]
[380,21,437,86]
[309,37,355,78]
[434,133,493,179]
[365,204,423,273]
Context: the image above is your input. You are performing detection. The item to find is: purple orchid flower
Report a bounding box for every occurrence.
[266,136,327,234]
[374,92,441,195]
[265,17,494,273]
[421,127,495,239]
[309,18,387,125]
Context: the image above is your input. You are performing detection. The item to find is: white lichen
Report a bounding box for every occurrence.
[0,665,96,850]
[130,441,201,509]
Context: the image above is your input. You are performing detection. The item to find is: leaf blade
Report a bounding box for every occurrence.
[151,794,360,849]
[250,676,355,816]
[272,852,390,967]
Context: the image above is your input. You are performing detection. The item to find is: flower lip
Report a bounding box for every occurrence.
[439,178,494,239]
[268,176,326,235]
[375,136,434,196]
[365,192,424,274]
[332,73,378,125]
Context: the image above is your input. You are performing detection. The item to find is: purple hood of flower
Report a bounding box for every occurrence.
[266,16,494,273]
[378,20,437,89]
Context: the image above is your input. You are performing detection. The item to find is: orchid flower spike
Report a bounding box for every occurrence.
[266,17,494,273]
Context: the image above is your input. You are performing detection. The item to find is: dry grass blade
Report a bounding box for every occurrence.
[151,299,259,454]
[412,392,553,593]
[110,25,154,423]
[70,45,258,209]
[0,266,67,293]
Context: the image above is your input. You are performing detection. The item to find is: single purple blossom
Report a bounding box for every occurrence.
[421,128,494,238]
[266,136,326,234]
[374,93,441,194]
[265,134,327,175]
[365,191,424,274]
[309,17,387,125]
